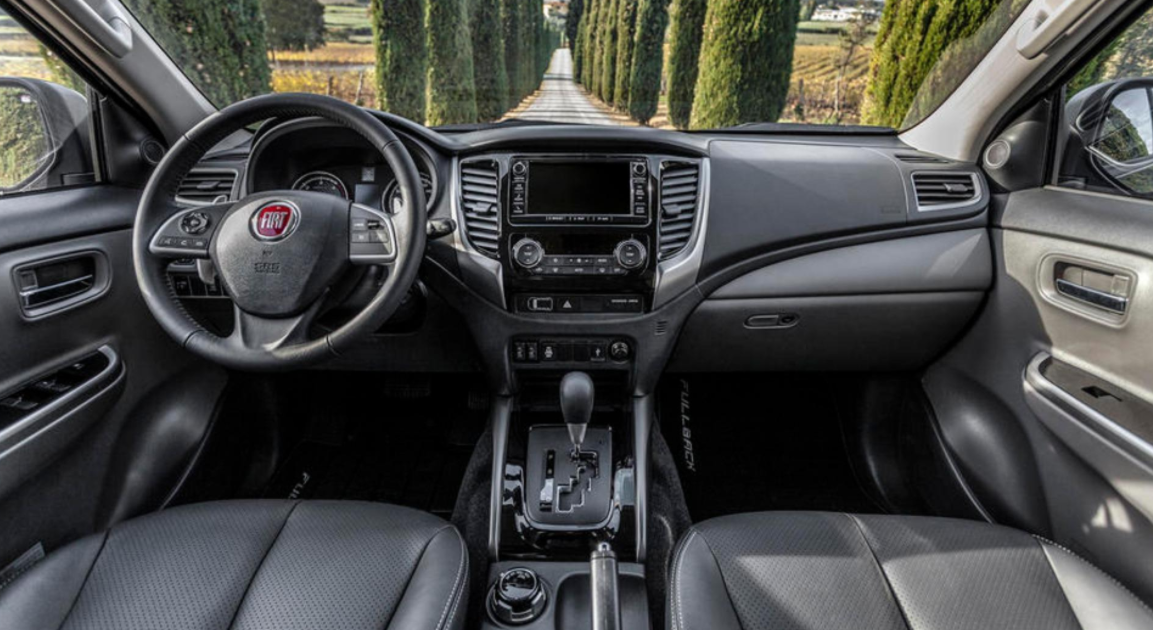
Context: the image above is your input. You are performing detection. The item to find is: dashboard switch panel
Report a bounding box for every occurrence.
[514,294,643,314]
[510,338,632,365]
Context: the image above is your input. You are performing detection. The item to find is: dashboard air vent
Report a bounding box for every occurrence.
[895,153,947,164]
[658,161,701,260]
[459,160,501,257]
[912,172,979,208]
[176,169,237,205]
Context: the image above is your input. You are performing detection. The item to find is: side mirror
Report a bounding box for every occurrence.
[1066,78,1153,196]
[0,78,92,195]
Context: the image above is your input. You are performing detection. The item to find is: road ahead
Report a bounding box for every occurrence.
[514,49,617,125]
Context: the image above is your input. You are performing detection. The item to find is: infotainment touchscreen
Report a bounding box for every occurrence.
[526,161,632,216]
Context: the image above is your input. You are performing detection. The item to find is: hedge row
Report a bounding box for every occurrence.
[372,0,559,125]
[571,0,798,127]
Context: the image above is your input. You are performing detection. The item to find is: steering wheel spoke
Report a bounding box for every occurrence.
[349,203,399,266]
[148,203,231,259]
[226,298,325,352]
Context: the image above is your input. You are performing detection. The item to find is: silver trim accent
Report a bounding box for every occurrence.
[1025,352,1153,470]
[176,168,239,207]
[150,208,215,258]
[1055,278,1129,315]
[912,171,984,213]
[349,203,399,264]
[291,170,349,199]
[0,346,120,452]
[452,157,506,308]
[653,158,710,309]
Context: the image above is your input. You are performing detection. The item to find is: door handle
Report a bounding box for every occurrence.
[13,251,109,318]
[1053,262,1132,315]
[1055,279,1129,314]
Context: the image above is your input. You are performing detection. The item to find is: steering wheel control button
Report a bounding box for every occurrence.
[614,239,647,270]
[512,238,544,269]
[250,202,299,242]
[349,205,398,263]
[180,212,211,234]
[489,567,547,626]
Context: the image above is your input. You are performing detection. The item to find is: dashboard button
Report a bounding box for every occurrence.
[527,297,554,312]
[512,238,544,268]
[610,340,631,361]
[614,240,647,270]
[589,342,607,362]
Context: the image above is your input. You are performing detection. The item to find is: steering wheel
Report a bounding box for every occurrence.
[133,93,427,371]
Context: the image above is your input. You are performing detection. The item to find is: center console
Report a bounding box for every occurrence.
[453,151,706,629]
[502,155,657,318]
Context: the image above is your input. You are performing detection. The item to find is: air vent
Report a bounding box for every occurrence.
[459,160,501,257]
[658,161,701,260]
[895,153,948,164]
[912,172,979,208]
[177,169,237,205]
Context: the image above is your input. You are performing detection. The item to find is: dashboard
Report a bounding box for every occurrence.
[176,113,992,393]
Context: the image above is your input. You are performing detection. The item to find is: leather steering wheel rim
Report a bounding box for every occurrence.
[132,93,427,371]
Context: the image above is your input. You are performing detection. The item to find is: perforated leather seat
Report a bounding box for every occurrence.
[0,500,468,630]
[669,511,1153,630]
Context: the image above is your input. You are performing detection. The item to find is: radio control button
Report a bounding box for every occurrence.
[512,161,528,176]
[632,162,647,176]
[513,239,544,268]
[614,239,647,270]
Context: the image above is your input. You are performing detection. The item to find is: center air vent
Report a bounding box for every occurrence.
[658,161,701,260]
[912,172,979,208]
[459,160,501,257]
[177,169,237,205]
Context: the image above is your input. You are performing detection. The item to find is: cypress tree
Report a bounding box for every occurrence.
[501,0,523,105]
[261,0,325,53]
[581,0,600,87]
[862,0,1022,128]
[690,0,799,129]
[573,0,588,80]
[598,0,620,103]
[122,0,271,106]
[566,0,585,49]
[613,0,639,109]
[472,0,509,120]
[518,0,537,98]
[626,0,669,124]
[427,0,478,125]
[666,0,706,129]
[372,0,427,122]
[590,0,611,96]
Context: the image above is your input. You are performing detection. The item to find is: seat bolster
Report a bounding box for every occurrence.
[0,532,106,630]
[1039,539,1153,630]
[387,526,469,630]
[667,529,742,630]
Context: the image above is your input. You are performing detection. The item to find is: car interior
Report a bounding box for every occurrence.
[2,0,1153,628]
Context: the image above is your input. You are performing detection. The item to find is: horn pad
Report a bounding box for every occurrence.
[211,192,350,317]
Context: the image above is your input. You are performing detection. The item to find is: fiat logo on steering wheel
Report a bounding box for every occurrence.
[250,202,299,242]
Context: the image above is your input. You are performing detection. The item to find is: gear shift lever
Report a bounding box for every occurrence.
[560,372,594,456]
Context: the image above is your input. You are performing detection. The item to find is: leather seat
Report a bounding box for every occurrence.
[0,500,468,630]
[669,511,1153,630]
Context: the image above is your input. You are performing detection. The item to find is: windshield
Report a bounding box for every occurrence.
[116,0,1029,131]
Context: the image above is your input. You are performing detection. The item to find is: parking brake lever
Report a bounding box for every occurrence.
[589,542,621,630]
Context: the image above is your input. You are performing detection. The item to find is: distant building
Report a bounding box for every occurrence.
[812,5,880,22]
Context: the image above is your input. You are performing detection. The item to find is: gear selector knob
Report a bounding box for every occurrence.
[560,371,595,454]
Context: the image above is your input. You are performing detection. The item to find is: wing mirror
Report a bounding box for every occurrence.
[0,77,92,195]
[1066,78,1153,196]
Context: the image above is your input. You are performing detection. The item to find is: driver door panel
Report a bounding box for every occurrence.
[0,186,223,569]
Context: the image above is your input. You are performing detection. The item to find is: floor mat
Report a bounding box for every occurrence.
[658,374,882,522]
[262,374,486,519]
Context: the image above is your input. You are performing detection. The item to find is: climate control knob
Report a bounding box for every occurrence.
[614,239,647,270]
[512,238,544,268]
